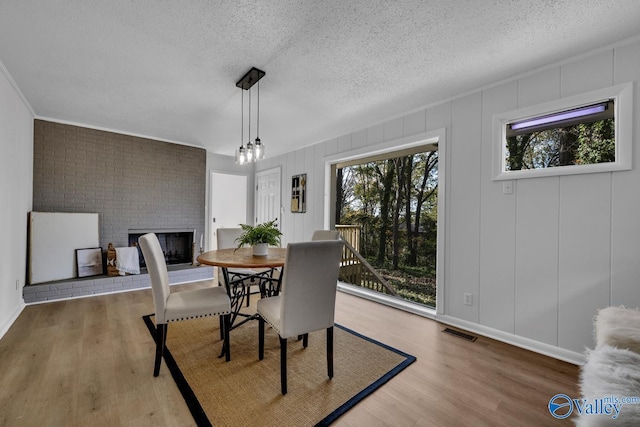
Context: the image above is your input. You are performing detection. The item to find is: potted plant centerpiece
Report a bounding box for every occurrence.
[235,219,282,256]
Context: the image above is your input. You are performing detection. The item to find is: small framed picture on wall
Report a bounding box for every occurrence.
[291,173,306,213]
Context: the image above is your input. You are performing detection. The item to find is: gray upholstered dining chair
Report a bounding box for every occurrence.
[257,240,344,394]
[139,233,232,377]
[311,229,341,241]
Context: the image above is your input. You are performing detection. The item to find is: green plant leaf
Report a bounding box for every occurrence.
[235,219,282,248]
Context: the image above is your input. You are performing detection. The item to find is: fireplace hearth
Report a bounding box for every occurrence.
[128,229,195,267]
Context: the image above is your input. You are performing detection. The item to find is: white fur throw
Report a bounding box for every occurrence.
[576,345,640,426]
[595,306,640,354]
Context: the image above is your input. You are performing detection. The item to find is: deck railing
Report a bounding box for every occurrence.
[335,225,360,256]
[335,225,397,296]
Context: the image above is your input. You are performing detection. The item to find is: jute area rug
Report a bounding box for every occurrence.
[142,305,415,427]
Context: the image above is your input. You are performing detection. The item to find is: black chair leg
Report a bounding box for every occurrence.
[154,323,167,377]
[302,333,309,348]
[258,316,265,360]
[327,326,334,379]
[223,314,231,362]
[219,315,224,340]
[280,336,288,395]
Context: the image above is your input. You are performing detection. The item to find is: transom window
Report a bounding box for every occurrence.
[493,83,632,180]
[505,100,614,171]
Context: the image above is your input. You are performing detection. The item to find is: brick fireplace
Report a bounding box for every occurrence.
[128,229,195,267]
[27,120,210,301]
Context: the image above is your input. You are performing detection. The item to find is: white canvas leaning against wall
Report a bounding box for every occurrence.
[28,212,100,284]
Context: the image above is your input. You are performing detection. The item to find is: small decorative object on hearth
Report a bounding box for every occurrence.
[235,219,282,256]
[76,247,103,278]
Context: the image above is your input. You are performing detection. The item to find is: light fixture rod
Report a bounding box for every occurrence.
[256,80,260,137]
[241,87,244,147]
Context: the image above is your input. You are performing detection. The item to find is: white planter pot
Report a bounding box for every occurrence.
[252,243,268,257]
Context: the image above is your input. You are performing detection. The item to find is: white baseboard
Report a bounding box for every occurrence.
[436,314,585,366]
[337,282,585,366]
[0,302,25,340]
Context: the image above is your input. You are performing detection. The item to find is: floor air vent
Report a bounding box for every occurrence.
[442,328,477,342]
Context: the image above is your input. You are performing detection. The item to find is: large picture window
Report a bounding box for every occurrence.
[493,83,632,180]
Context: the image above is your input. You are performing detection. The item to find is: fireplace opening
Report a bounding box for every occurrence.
[128,229,195,267]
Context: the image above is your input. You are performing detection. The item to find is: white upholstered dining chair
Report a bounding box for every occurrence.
[139,233,232,377]
[257,240,344,394]
[311,229,341,241]
[216,228,252,286]
[215,227,245,257]
[216,227,266,306]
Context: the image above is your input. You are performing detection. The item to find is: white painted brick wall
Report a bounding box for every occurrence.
[32,120,206,252]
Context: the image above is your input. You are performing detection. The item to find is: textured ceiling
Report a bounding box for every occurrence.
[1,1,640,157]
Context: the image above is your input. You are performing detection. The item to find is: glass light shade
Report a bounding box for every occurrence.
[235,146,246,165]
[254,138,265,160]
[246,141,254,162]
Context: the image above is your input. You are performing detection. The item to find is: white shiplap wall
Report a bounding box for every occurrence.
[257,38,640,363]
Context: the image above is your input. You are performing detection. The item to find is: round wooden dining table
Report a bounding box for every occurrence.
[197,247,286,269]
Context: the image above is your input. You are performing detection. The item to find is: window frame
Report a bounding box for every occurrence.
[492,82,633,180]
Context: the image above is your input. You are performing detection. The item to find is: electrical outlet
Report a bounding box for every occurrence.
[464,292,473,306]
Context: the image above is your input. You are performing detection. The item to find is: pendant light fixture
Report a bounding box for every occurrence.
[235,67,265,165]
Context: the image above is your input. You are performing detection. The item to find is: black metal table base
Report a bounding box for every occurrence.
[218,267,281,358]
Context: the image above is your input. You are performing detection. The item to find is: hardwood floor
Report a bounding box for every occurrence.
[0,282,579,426]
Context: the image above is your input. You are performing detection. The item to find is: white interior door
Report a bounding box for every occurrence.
[210,173,247,250]
[255,168,281,226]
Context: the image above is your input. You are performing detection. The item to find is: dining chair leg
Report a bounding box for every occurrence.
[219,316,224,340]
[302,333,309,348]
[154,323,167,377]
[327,326,334,379]
[280,336,288,395]
[258,316,265,360]
[223,314,231,362]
